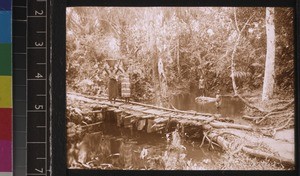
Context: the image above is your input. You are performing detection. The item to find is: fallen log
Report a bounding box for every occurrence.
[210,121,254,131]
[236,94,267,113]
[242,146,294,167]
[195,96,218,103]
[206,129,294,167]
[207,132,229,150]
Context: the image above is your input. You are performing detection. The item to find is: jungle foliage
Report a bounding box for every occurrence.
[66,7,294,103]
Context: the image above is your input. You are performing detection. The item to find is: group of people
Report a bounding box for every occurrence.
[104,59,131,104]
[103,59,221,110]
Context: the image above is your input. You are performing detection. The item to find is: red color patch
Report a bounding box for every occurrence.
[0,108,12,140]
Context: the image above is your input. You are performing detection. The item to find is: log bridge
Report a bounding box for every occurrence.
[67,92,294,167]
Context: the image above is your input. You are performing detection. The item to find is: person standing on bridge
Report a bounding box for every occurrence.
[119,59,131,103]
[104,59,121,104]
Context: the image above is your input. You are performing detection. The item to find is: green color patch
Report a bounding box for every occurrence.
[0,76,12,108]
[0,44,12,76]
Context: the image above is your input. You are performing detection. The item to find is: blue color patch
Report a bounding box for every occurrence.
[0,0,11,11]
[0,11,11,43]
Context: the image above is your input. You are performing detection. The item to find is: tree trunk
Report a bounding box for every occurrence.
[230,35,240,96]
[177,38,181,76]
[262,7,276,101]
[148,9,161,106]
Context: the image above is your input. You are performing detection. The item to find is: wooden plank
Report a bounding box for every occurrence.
[124,110,135,115]
[107,107,116,111]
[147,119,155,133]
[137,119,146,130]
[178,114,196,120]
[189,115,213,121]
[120,105,147,114]
[163,112,178,117]
[114,102,124,106]
[116,112,123,127]
[89,110,102,113]
[120,104,137,109]
[143,109,170,116]
[169,114,184,121]
[131,105,149,111]
[114,109,123,113]
[124,115,134,128]
[101,105,108,109]
[141,115,155,119]
[130,112,145,117]
[154,117,168,124]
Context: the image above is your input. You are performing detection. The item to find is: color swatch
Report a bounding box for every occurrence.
[0,0,12,175]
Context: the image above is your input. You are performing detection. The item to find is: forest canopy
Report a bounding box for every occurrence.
[66,7,294,105]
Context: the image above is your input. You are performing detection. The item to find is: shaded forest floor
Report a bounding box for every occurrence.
[231,90,295,169]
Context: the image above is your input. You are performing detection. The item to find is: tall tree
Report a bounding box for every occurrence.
[262,7,275,101]
[230,7,255,96]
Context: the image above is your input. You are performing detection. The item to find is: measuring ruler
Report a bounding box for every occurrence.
[13,0,51,175]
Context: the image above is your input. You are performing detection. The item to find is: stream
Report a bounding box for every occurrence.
[68,124,221,170]
[68,93,246,170]
[172,93,245,117]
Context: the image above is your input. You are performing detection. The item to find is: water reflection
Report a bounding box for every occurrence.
[68,123,220,170]
[67,93,239,170]
[172,93,244,117]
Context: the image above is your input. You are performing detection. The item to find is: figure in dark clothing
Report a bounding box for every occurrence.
[104,59,121,103]
[215,90,222,112]
[198,76,205,97]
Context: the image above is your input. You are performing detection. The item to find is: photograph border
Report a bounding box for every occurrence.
[51,0,299,175]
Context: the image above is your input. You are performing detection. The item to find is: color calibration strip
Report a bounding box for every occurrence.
[12,0,27,174]
[0,0,13,176]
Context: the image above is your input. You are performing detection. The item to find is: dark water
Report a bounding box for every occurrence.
[68,93,244,170]
[68,123,221,170]
[172,93,245,118]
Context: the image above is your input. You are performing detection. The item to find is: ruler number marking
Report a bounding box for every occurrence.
[35,168,44,173]
[35,42,44,47]
[37,157,46,159]
[35,105,44,110]
[35,73,43,78]
[35,10,44,16]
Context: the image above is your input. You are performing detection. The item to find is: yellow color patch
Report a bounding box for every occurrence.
[0,76,12,108]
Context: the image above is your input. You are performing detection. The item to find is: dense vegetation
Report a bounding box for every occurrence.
[66,7,295,170]
[66,7,294,105]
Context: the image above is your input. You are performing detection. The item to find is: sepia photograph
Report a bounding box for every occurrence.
[66,7,295,170]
